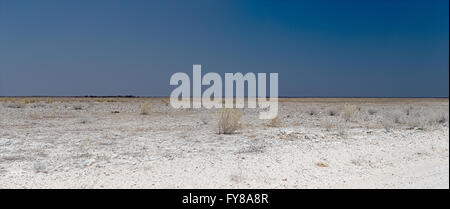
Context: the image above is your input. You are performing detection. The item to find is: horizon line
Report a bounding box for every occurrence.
[0,95,448,99]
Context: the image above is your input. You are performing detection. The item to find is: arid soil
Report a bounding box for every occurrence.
[0,98,448,188]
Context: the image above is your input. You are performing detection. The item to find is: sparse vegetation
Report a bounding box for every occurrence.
[381,117,395,132]
[405,106,413,116]
[33,162,48,173]
[0,97,448,188]
[267,115,282,127]
[327,108,338,116]
[73,104,83,110]
[379,106,449,131]
[391,111,404,124]
[307,109,318,116]
[79,117,91,124]
[161,98,170,106]
[140,102,152,115]
[218,108,243,134]
[6,102,25,108]
[426,111,449,126]
[367,109,377,115]
[24,98,36,104]
[336,123,348,136]
[342,104,359,121]
[238,144,265,154]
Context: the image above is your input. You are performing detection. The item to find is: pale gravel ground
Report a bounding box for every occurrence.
[0,98,448,188]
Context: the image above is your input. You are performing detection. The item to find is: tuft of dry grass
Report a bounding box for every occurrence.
[218,108,243,134]
[266,115,282,127]
[33,162,48,173]
[6,102,25,108]
[377,106,449,131]
[426,110,449,126]
[161,98,170,106]
[327,108,338,116]
[140,102,152,115]
[306,108,318,116]
[367,108,377,115]
[336,123,348,136]
[342,104,359,121]
[381,118,394,132]
[404,105,413,116]
[73,104,83,110]
[24,98,39,104]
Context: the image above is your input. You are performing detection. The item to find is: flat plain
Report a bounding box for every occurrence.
[0,97,448,188]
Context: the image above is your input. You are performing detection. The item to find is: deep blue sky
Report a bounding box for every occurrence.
[0,0,448,97]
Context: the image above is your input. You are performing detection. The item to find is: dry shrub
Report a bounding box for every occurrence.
[267,115,282,127]
[406,108,449,129]
[327,108,338,116]
[401,106,447,130]
[426,110,449,126]
[342,104,359,121]
[6,102,25,108]
[404,105,413,116]
[336,123,348,136]
[161,98,170,106]
[24,98,39,104]
[391,111,404,124]
[218,108,243,134]
[367,109,377,115]
[307,108,318,116]
[380,110,404,130]
[73,104,83,110]
[33,162,48,173]
[405,114,425,129]
[381,118,394,132]
[140,102,152,115]
[379,107,450,130]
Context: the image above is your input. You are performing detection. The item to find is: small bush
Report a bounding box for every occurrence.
[381,118,394,132]
[367,109,377,115]
[73,104,83,110]
[426,111,449,127]
[405,106,413,116]
[307,109,318,116]
[391,112,404,124]
[6,102,25,108]
[218,108,243,134]
[327,109,338,116]
[140,102,152,115]
[342,104,359,121]
[320,120,334,131]
[161,98,170,106]
[336,123,348,136]
[33,162,48,173]
[267,115,282,127]
[406,115,425,129]
[436,114,449,124]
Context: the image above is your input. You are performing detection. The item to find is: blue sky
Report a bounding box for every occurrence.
[0,0,448,97]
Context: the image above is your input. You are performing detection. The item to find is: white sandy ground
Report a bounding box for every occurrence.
[0,98,448,188]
